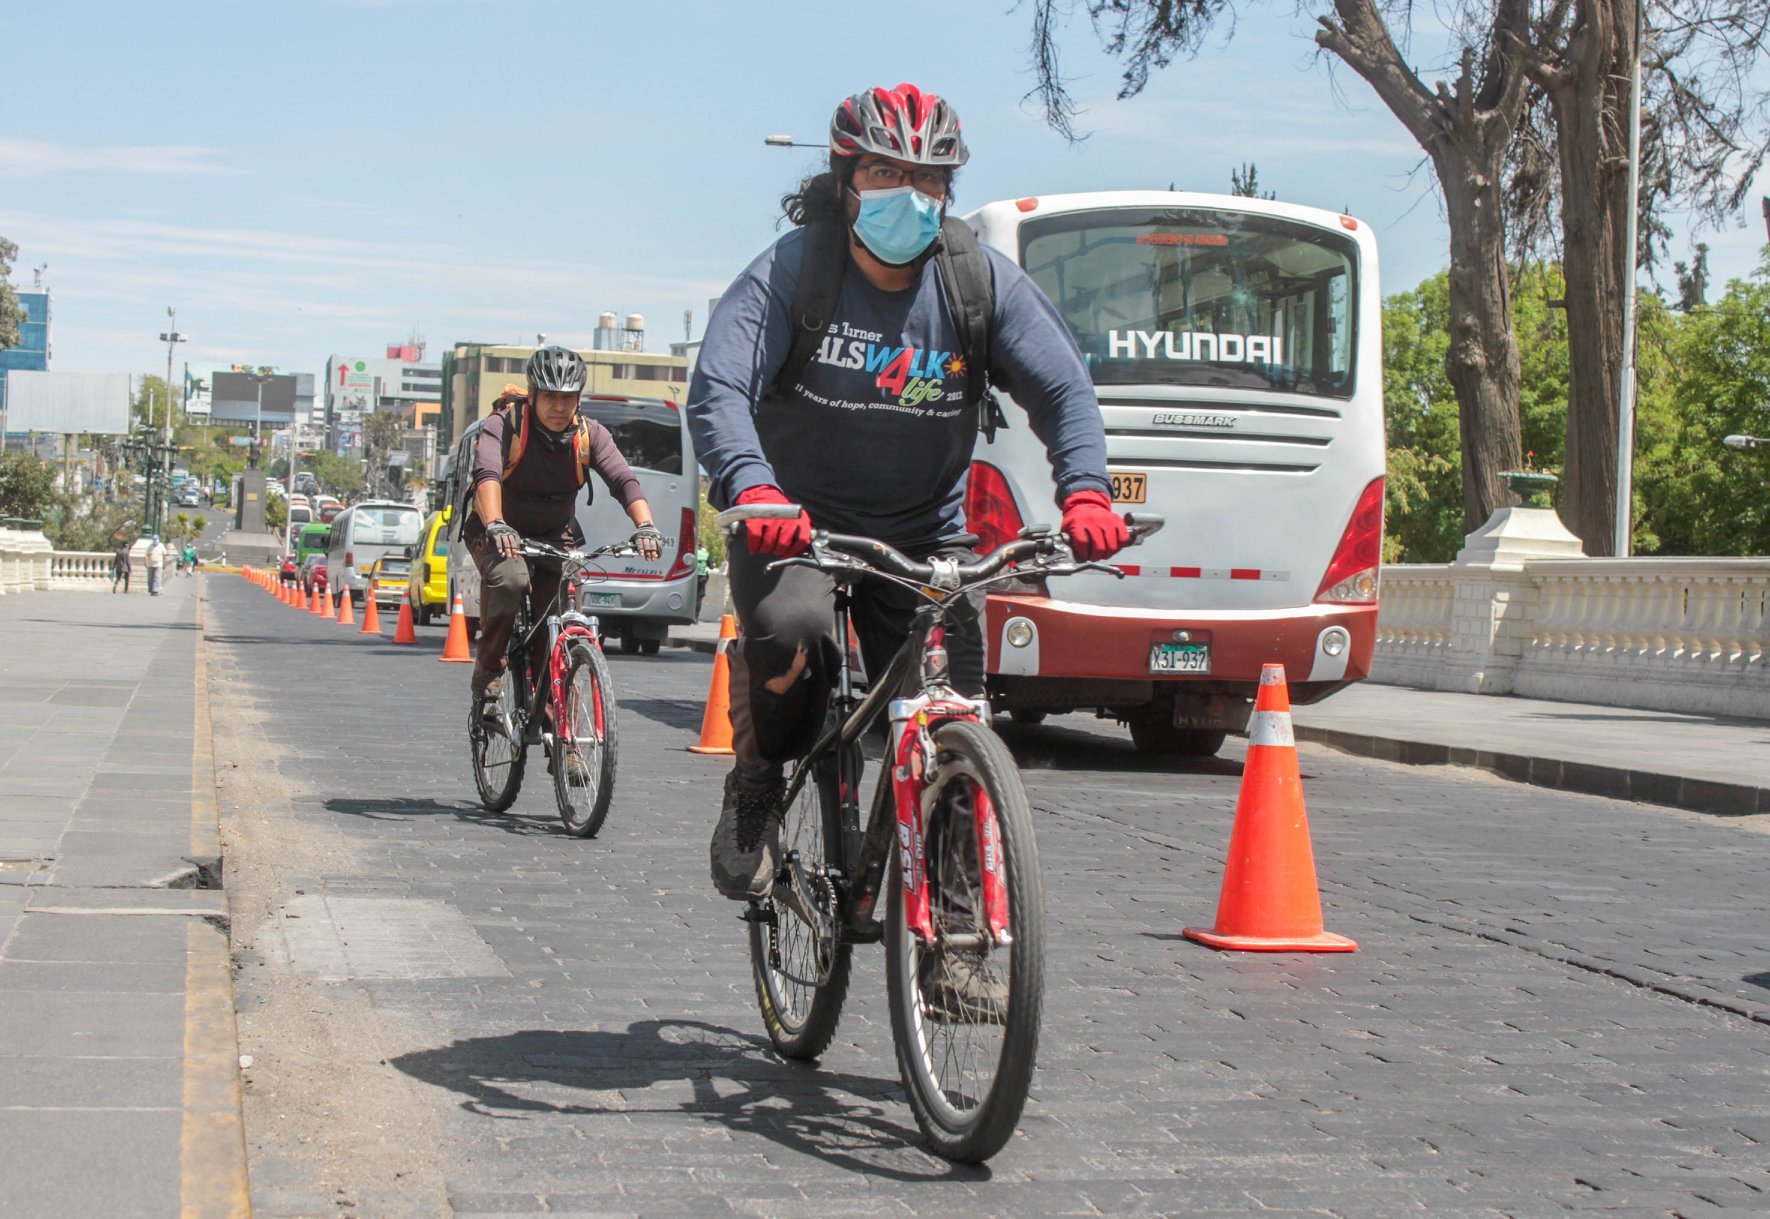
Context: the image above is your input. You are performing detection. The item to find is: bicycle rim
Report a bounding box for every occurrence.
[554,643,618,837]
[470,661,527,812]
[885,718,1045,1162]
[749,748,852,1060]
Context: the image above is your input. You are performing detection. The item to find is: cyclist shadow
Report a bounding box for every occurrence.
[320,796,579,839]
[389,1018,989,1183]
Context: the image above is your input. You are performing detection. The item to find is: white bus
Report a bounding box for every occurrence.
[965,191,1384,755]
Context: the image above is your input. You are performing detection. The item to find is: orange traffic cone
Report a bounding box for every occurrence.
[359,582,382,633]
[1182,663,1356,953]
[438,593,473,663]
[688,615,739,755]
[336,586,356,627]
[310,586,325,615]
[391,599,418,645]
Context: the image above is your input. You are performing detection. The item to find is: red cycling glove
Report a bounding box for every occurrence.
[735,485,813,558]
[1060,489,1130,562]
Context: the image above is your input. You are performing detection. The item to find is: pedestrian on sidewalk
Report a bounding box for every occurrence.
[145,535,167,596]
[181,541,197,576]
[110,541,132,594]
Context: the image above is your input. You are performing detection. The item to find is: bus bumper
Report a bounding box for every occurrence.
[983,595,1377,693]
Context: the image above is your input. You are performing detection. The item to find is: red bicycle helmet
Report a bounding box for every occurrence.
[829,83,968,167]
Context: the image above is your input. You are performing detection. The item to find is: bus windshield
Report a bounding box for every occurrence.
[1020,206,1359,398]
[580,400,683,475]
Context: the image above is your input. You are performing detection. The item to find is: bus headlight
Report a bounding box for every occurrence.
[1005,618,1035,649]
[1320,627,1349,658]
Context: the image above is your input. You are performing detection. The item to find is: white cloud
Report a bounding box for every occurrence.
[0,137,241,178]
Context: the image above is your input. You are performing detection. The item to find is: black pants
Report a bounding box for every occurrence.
[725,536,984,784]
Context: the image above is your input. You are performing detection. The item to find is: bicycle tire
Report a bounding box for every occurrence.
[749,744,855,1060]
[470,655,527,812]
[885,717,1045,1163]
[553,641,618,837]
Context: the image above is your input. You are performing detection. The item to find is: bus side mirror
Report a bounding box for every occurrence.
[441,505,453,523]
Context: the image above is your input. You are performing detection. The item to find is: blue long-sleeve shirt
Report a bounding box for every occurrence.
[687,226,1111,551]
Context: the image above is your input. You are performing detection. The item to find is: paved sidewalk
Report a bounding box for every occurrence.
[667,619,1768,816]
[0,577,246,1217]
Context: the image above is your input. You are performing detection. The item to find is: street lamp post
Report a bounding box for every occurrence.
[763,135,824,149]
[1723,434,1767,450]
[157,308,186,538]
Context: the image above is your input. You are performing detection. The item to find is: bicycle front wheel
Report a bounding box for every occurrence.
[885,717,1045,1163]
[553,640,618,837]
[749,745,854,1060]
[470,658,527,812]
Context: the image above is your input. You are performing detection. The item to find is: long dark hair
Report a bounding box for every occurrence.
[780,160,851,228]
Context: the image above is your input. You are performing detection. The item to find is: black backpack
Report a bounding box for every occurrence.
[775,217,1010,440]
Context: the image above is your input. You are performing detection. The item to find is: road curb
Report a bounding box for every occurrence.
[181,582,251,1216]
[1294,724,1769,817]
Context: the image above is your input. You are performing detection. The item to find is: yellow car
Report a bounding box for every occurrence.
[366,554,411,609]
[406,507,451,626]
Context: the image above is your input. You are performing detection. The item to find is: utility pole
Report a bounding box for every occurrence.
[158,307,186,538]
[1612,0,1643,558]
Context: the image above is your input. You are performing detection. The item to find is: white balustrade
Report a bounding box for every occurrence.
[1373,557,1770,719]
[49,551,120,591]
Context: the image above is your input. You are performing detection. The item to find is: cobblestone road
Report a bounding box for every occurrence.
[204,577,1770,1217]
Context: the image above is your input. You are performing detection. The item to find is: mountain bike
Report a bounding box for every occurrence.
[720,504,1162,1162]
[468,539,636,836]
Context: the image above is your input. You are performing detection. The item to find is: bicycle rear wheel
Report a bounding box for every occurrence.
[749,745,855,1060]
[885,717,1045,1163]
[470,656,527,812]
[553,640,618,837]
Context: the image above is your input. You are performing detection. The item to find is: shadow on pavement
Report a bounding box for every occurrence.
[17,618,201,631]
[389,1019,987,1183]
[992,722,1243,778]
[321,794,579,839]
[618,697,708,732]
[1744,971,1770,992]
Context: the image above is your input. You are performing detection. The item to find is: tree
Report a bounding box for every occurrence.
[1028,0,1537,533]
[1230,162,1276,200]
[1675,243,1710,313]
[362,411,405,497]
[134,375,178,431]
[304,451,365,499]
[0,451,56,518]
[1502,0,1770,553]
[0,236,25,351]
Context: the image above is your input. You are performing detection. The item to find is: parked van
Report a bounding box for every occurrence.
[444,394,700,653]
[325,500,424,603]
[963,191,1385,755]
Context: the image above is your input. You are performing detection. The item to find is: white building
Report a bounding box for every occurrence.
[324,345,443,453]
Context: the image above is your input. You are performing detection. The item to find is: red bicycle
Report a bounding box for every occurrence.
[468,539,636,836]
[721,504,1161,1162]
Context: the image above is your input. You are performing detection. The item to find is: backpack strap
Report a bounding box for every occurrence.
[932,216,995,408]
[571,424,591,488]
[496,389,530,482]
[775,220,851,397]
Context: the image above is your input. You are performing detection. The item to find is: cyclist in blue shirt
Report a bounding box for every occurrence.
[688,83,1129,906]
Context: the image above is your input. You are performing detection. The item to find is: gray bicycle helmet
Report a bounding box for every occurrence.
[526,345,588,394]
[830,83,968,168]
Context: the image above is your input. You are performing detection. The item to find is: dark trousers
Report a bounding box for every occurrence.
[725,536,984,784]
[469,534,564,687]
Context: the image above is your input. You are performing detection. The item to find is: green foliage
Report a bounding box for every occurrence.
[0,451,57,518]
[181,427,248,489]
[134,375,178,430]
[45,495,136,552]
[1383,253,1770,562]
[303,451,366,498]
[0,236,25,351]
[1380,273,1464,562]
[266,495,287,531]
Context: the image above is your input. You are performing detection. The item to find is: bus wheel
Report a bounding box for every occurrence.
[1009,708,1047,726]
[1126,704,1227,757]
[619,633,641,656]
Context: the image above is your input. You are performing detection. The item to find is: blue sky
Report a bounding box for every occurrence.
[4,0,1764,382]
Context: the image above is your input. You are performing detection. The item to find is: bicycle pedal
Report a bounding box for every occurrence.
[739,903,775,925]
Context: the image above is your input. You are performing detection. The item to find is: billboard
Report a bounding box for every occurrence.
[329,356,377,422]
[212,371,297,416]
[4,371,132,434]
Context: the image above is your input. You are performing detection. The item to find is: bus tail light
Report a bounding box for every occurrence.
[665,507,697,580]
[965,461,1023,555]
[345,550,355,569]
[1314,477,1384,604]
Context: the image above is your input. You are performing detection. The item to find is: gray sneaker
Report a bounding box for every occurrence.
[918,952,1009,1024]
[709,771,784,900]
[471,670,503,720]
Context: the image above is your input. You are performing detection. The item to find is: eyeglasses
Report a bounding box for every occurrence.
[856,162,950,195]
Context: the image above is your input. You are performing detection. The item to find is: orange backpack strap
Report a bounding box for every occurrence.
[496,388,529,481]
[572,425,591,487]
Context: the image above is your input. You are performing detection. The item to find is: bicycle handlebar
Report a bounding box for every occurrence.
[715,503,1166,590]
[516,539,640,564]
